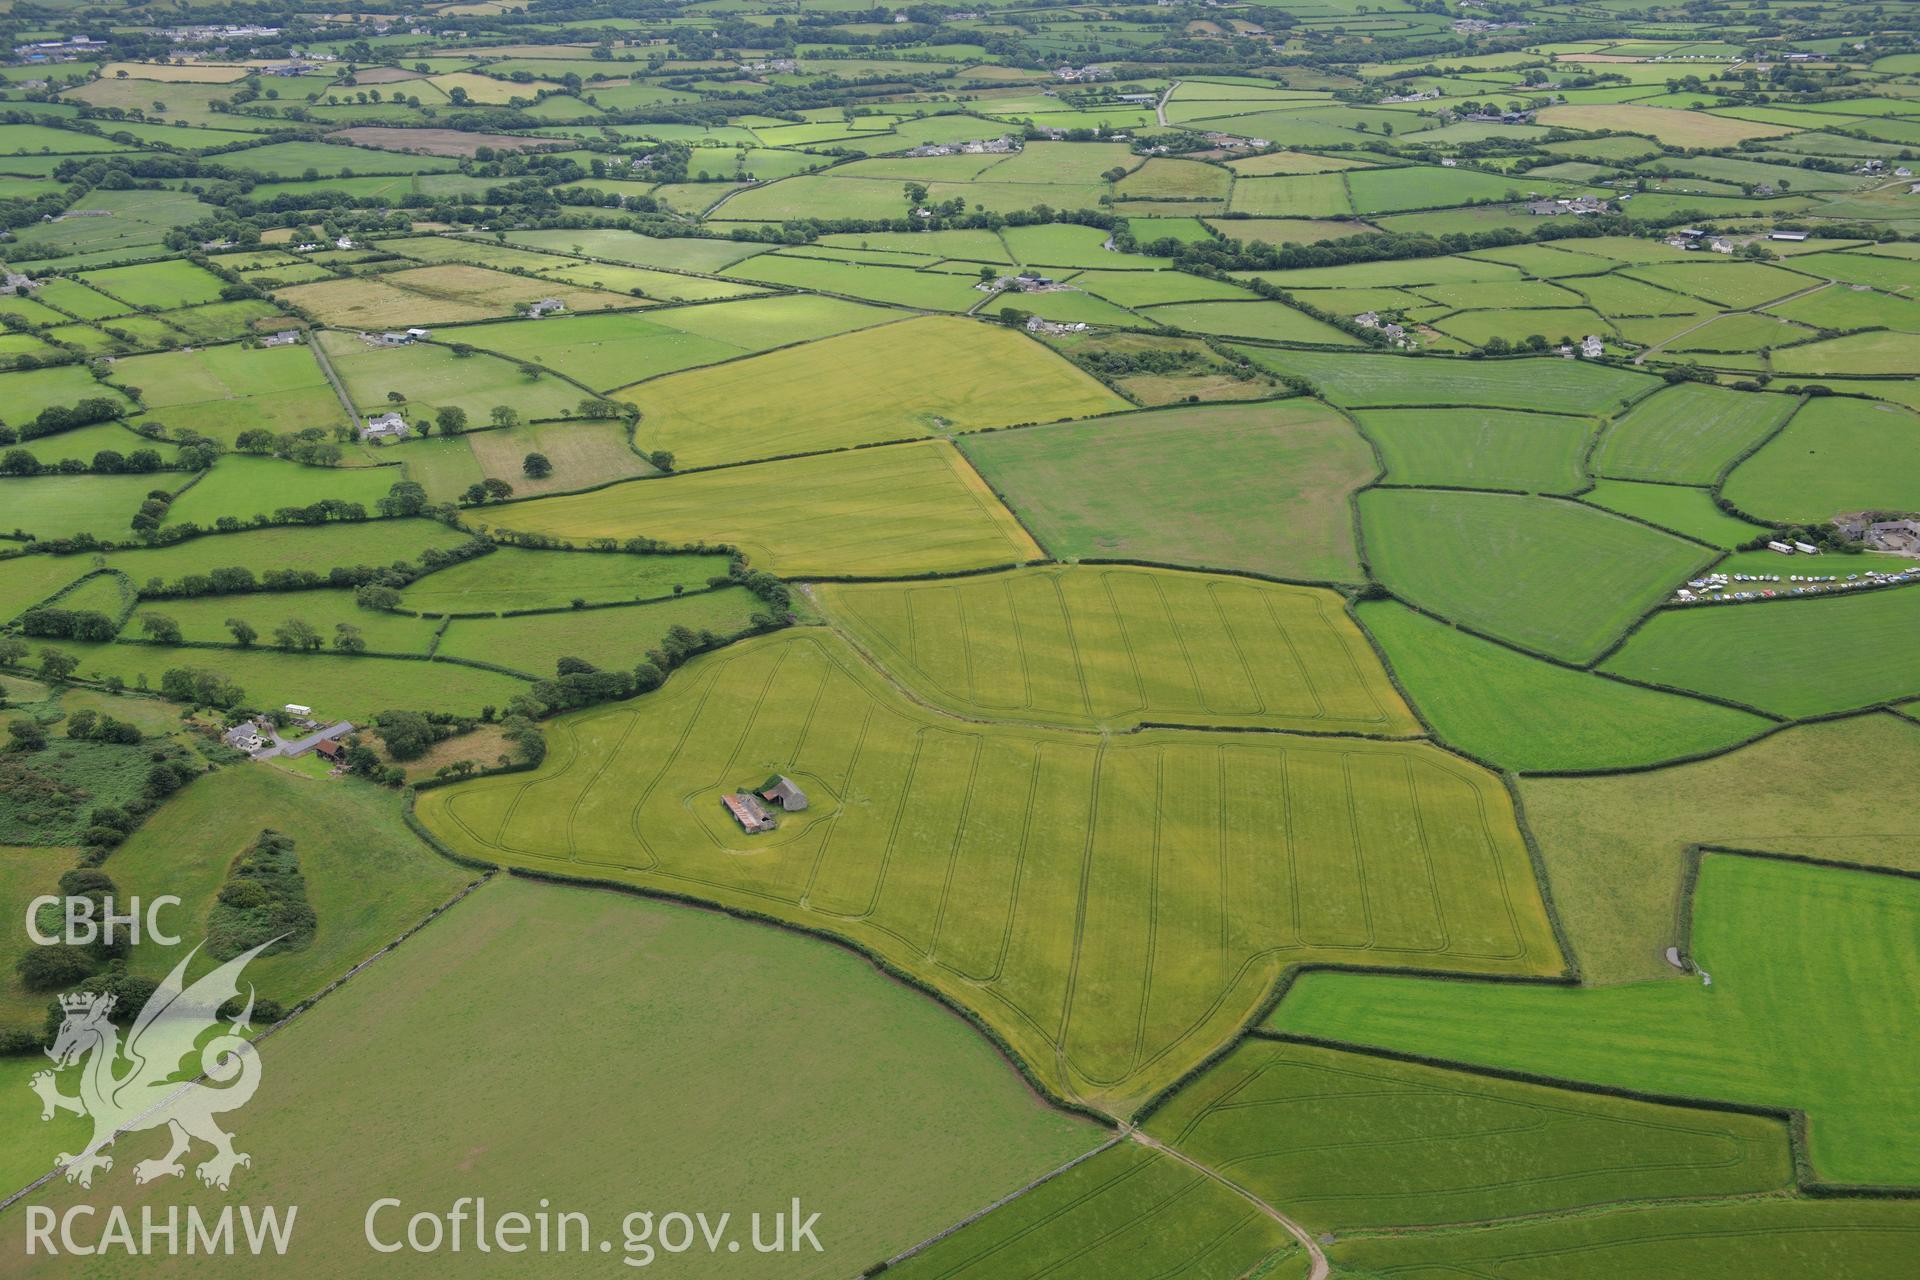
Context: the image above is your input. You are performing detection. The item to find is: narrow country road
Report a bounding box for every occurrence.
[1155,80,1177,127]
[1127,1127,1330,1280]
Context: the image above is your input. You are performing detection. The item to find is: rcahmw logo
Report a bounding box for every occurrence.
[29,938,278,1192]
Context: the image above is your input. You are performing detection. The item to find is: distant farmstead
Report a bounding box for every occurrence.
[362,411,410,440]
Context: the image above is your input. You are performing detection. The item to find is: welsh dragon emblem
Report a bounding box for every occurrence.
[30,939,276,1190]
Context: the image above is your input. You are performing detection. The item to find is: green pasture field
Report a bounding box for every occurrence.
[164,457,403,528]
[1563,272,1700,317]
[1769,284,1920,334]
[1605,585,1920,718]
[1239,256,1523,289]
[1275,853,1920,1186]
[1435,307,1614,349]
[817,228,1013,263]
[625,317,1125,469]
[27,276,128,320]
[0,473,158,541]
[1664,310,1813,353]
[721,253,988,310]
[278,265,630,328]
[373,235,576,272]
[213,141,463,176]
[1520,713,1920,984]
[398,547,733,614]
[437,586,761,677]
[887,1140,1293,1280]
[0,363,134,420]
[1772,330,1918,377]
[110,341,347,440]
[959,400,1373,583]
[318,333,596,424]
[1589,383,1797,484]
[1235,348,1655,413]
[1359,600,1769,772]
[77,259,227,310]
[1226,149,1371,176]
[83,518,473,591]
[1619,260,1818,310]
[1419,278,1586,310]
[8,420,182,470]
[499,228,770,273]
[15,873,1100,1279]
[38,638,528,720]
[163,298,288,343]
[435,294,891,392]
[1359,489,1712,663]
[1206,217,1380,247]
[418,628,1562,1114]
[1536,103,1796,145]
[2,190,214,260]
[1115,157,1231,200]
[1071,269,1256,308]
[1152,1038,1790,1233]
[1226,173,1354,218]
[1786,250,1920,291]
[532,260,765,303]
[400,418,654,502]
[1722,397,1920,522]
[1327,1198,1920,1280]
[819,566,1417,735]
[0,554,118,623]
[1356,407,1594,493]
[1580,479,1771,548]
[1001,224,1147,270]
[1346,164,1542,214]
[151,588,439,654]
[1139,299,1360,344]
[493,440,1041,577]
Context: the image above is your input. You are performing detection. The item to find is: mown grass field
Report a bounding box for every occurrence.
[1236,348,1656,413]
[15,875,1101,1279]
[1327,1198,1920,1279]
[1604,587,1920,717]
[1590,383,1798,484]
[493,440,1042,576]
[165,457,404,527]
[887,1140,1294,1280]
[1356,407,1594,493]
[1149,1038,1790,1232]
[1360,600,1770,771]
[398,546,733,613]
[437,587,762,676]
[402,418,655,501]
[319,333,590,424]
[820,566,1416,734]
[625,317,1126,469]
[0,473,156,541]
[1275,853,1920,1186]
[1581,479,1771,548]
[1519,714,1920,985]
[1722,397,1920,523]
[418,628,1563,1113]
[960,400,1372,583]
[1360,489,1711,663]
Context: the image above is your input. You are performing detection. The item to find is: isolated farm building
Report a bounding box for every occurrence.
[261,330,301,347]
[1769,230,1809,242]
[760,776,809,811]
[313,738,345,764]
[405,327,432,340]
[362,411,410,440]
[1440,157,1458,167]
[281,721,354,758]
[722,791,777,834]
[1710,238,1735,254]
[527,298,566,318]
[0,272,40,295]
[223,720,270,753]
[375,331,413,346]
[1581,335,1604,358]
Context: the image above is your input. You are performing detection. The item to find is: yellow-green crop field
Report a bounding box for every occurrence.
[492,440,1044,576]
[819,566,1417,734]
[418,629,1564,1113]
[623,316,1128,468]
